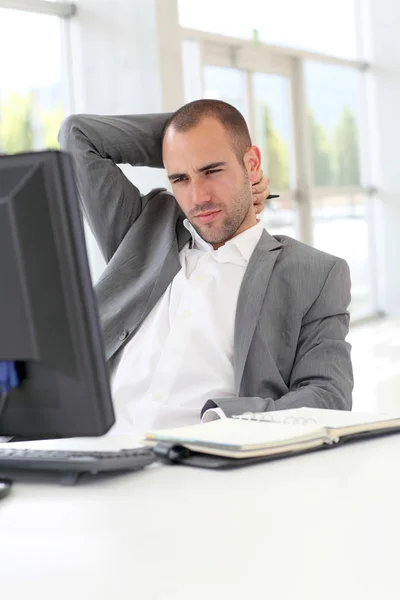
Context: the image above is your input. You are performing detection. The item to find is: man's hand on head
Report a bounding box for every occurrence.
[252,170,270,215]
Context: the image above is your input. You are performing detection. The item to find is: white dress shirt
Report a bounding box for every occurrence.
[110,219,264,434]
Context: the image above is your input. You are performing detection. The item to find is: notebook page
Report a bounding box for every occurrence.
[233,407,400,436]
[145,418,324,451]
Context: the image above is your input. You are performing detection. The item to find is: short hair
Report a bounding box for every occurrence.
[163,99,252,165]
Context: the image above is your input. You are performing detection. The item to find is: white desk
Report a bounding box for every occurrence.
[1,434,400,600]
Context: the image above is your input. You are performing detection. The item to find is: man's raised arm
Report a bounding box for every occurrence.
[58,113,171,262]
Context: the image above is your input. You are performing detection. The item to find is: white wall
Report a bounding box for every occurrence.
[368,0,400,316]
[66,0,184,281]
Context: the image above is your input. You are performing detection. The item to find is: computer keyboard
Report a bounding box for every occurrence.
[0,446,156,484]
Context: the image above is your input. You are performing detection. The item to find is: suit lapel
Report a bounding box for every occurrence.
[234,229,283,393]
[145,223,191,312]
[102,220,190,362]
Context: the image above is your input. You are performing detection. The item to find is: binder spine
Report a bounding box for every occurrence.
[151,442,192,464]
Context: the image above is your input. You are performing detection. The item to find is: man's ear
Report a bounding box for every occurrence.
[244,146,262,183]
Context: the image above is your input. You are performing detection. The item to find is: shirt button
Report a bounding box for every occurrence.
[183,310,192,318]
[119,329,128,341]
[171,348,179,356]
[152,393,161,401]
[196,275,204,282]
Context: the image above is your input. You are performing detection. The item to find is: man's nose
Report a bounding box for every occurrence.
[191,180,211,205]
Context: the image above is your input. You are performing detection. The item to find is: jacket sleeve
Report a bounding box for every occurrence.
[58,113,172,262]
[203,258,353,418]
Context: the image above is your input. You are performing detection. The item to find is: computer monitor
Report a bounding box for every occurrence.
[0,150,115,438]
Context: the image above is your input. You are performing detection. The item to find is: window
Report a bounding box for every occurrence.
[305,61,362,188]
[252,72,297,238]
[305,61,371,316]
[0,8,64,154]
[203,65,246,115]
[253,72,292,190]
[178,0,360,59]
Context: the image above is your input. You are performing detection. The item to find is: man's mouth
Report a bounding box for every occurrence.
[194,210,221,224]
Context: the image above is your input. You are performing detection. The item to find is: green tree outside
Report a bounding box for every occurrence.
[257,102,360,190]
[334,106,360,186]
[309,109,334,186]
[41,101,63,149]
[308,106,360,187]
[0,92,34,154]
[0,91,63,154]
[259,102,289,189]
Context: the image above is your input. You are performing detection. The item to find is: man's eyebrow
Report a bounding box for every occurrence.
[168,171,186,182]
[167,161,227,181]
[197,161,227,173]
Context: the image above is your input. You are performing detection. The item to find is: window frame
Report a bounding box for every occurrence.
[0,0,75,18]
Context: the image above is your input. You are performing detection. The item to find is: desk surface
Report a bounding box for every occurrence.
[1,434,400,600]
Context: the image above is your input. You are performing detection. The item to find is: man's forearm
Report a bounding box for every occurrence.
[58,113,173,261]
[59,113,172,168]
[202,385,351,419]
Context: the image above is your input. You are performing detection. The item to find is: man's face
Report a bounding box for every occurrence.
[162,117,260,249]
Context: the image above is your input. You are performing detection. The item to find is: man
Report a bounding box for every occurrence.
[59,99,353,433]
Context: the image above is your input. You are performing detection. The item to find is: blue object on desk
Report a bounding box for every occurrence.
[0,479,12,500]
[0,361,19,394]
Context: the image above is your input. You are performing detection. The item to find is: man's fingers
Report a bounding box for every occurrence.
[252,173,270,214]
[252,182,266,195]
[252,176,270,195]
[253,200,264,214]
[252,169,265,186]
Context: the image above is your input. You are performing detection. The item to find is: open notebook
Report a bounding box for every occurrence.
[144,408,400,467]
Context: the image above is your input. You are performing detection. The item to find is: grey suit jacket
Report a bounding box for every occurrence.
[59,113,353,417]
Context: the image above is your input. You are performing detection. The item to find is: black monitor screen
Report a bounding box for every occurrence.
[0,151,114,438]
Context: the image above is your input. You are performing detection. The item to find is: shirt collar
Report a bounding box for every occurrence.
[183,218,264,264]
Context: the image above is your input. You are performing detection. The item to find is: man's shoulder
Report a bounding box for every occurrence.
[139,187,187,245]
[274,234,345,270]
[142,187,184,222]
[143,186,176,206]
[265,234,350,312]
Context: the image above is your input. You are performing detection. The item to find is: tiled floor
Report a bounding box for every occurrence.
[348,318,400,414]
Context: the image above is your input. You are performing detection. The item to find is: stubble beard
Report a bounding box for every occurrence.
[189,177,253,245]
